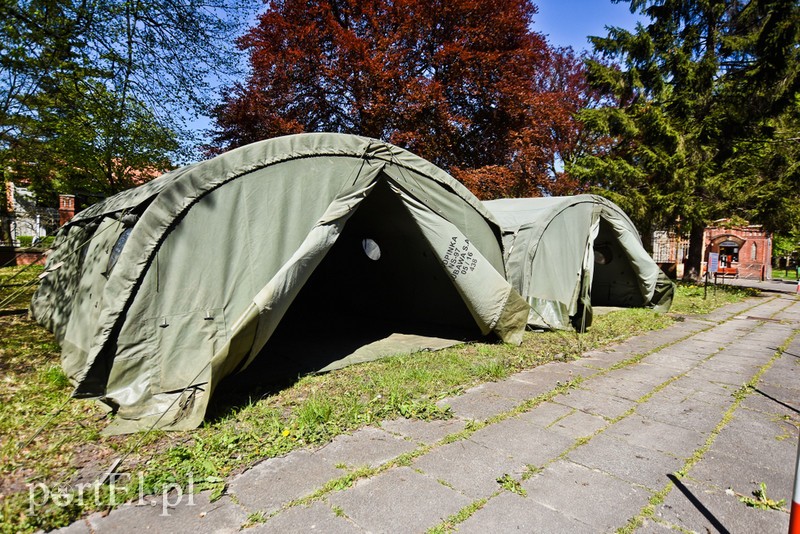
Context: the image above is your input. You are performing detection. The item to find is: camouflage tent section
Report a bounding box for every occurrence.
[31,133,528,434]
[484,195,674,331]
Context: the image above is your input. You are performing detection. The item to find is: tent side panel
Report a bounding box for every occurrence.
[101,156,383,427]
[30,222,97,343]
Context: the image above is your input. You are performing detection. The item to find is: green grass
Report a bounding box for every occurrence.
[0,268,761,533]
[669,282,760,315]
[773,268,799,281]
[0,264,44,311]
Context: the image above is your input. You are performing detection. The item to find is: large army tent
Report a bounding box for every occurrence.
[31,133,529,434]
[483,195,674,331]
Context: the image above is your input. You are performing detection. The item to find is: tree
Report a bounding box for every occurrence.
[211,0,588,199]
[0,0,251,199]
[571,0,800,280]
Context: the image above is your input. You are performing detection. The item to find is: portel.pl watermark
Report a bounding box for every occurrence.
[28,471,195,517]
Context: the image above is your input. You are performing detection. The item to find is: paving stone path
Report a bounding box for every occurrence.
[58,293,800,533]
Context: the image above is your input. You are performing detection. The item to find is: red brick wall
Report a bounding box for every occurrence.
[703,225,772,280]
[59,194,76,226]
[0,246,46,266]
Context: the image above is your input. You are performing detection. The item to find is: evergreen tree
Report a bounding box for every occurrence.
[572,0,799,280]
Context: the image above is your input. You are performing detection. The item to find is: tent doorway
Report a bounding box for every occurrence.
[590,218,646,308]
[229,177,483,389]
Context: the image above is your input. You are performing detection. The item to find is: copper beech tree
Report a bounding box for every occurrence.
[210,0,589,198]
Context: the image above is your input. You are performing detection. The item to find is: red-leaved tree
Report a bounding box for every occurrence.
[211,0,589,198]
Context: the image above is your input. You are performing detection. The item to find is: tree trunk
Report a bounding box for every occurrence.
[682,221,705,282]
[0,177,12,244]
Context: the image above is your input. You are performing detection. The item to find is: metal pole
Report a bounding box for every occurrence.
[789,433,800,534]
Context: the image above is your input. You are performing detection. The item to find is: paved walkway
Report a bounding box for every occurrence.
[58,292,800,533]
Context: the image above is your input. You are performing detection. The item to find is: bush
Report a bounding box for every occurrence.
[17,235,34,247]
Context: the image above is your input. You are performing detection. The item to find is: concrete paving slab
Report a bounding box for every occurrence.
[685,366,753,387]
[328,467,471,533]
[469,415,575,467]
[570,349,635,370]
[516,359,597,383]
[537,408,607,440]
[316,426,417,469]
[699,355,767,375]
[634,390,728,434]
[53,519,91,534]
[552,387,637,420]
[761,360,800,392]
[523,460,651,531]
[707,406,798,469]
[688,449,795,505]
[248,501,363,533]
[612,329,689,353]
[582,372,662,402]
[588,365,663,389]
[747,383,800,414]
[728,339,784,354]
[617,362,687,386]
[515,399,574,427]
[475,375,557,403]
[86,492,246,534]
[603,414,706,459]
[667,376,739,400]
[632,517,679,533]
[673,338,725,352]
[645,346,709,363]
[652,477,789,534]
[437,385,518,421]
[412,438,523,499]
[567,433,683,491]
[228,450,342,514]
[457,491,595,533]
[379,417,466,445]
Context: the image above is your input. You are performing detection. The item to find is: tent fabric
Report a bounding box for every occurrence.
[483,195,675,331]
[31,133,529,434]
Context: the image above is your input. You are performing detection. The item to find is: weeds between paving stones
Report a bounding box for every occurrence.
[730,482,787,511]
[0,271,759,533]
[496,474,527,496]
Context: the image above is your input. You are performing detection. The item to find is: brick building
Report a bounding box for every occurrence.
[652,220,772,280]
[702,221,772,280]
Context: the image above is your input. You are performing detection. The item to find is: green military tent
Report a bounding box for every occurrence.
[483,195,674,331]
[31,133,529,434]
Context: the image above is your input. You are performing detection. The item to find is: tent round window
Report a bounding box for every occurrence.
[362,238,381,261]
[594,244,613,265]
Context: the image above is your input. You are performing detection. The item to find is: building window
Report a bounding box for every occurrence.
[751,242,757,260]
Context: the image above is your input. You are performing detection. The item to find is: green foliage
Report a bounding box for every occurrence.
[773,232,800,259]
[0,0,252,196]
[738,482,787,511]
[496,474,527,496]
[573,0,800,277]
[211,0,589,199]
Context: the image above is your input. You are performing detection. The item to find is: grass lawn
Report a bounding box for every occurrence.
[0,268,759,533]
[773,268,799,281]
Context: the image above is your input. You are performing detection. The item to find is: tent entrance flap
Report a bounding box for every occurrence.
[240,178,484,383]
[590,218,646,308]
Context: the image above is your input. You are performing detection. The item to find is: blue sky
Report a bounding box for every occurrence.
[532,0,644,51]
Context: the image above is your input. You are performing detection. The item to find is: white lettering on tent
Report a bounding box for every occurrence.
[443,236,478,280]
